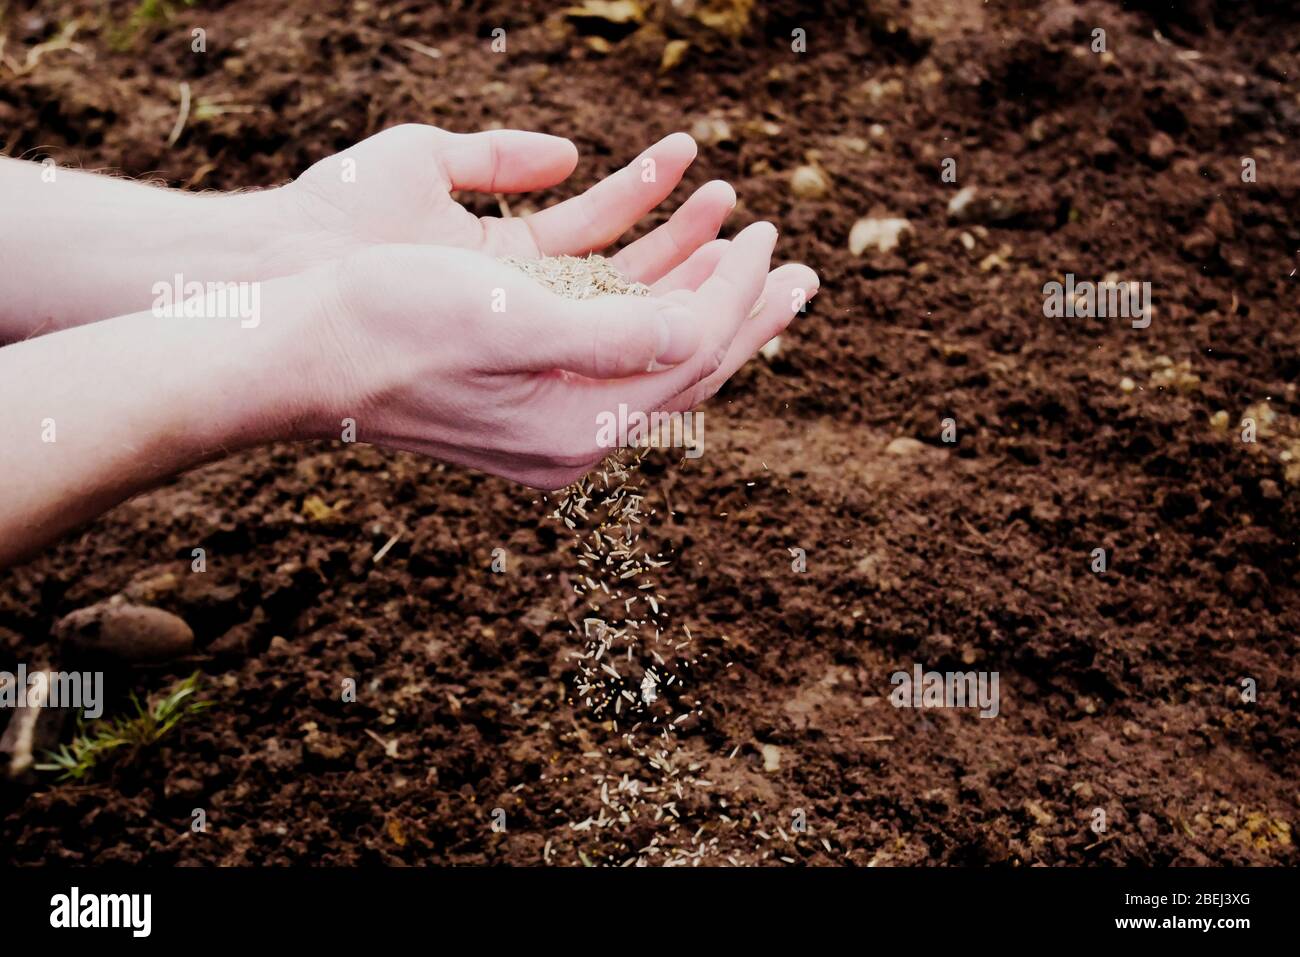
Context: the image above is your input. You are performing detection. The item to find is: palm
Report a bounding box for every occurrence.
[286,124,737,284]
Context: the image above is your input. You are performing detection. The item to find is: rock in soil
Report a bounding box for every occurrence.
[53,602,194,663]
[849,216,913,256]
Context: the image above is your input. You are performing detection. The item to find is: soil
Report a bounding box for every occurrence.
[1,0,1297,865]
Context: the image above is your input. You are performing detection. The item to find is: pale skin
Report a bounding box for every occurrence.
[0,126,818,569]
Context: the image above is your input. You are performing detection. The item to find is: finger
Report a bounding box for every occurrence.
[434,128,579,193]
[650,239,730,294]
[523,132,698,256]
[662,263,819,414]
[611,179,736,284]
[689,220,779,354]
[512,292,703,380]
[585,221,780,412]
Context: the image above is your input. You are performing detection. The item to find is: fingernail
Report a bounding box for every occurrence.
[654,306,699,367]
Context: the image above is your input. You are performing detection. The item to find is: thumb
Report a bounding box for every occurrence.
[435,129,579,193]
[524,294,703,380]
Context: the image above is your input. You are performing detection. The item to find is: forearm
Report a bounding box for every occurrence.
[0,158,298,340]
[0,273,326,568]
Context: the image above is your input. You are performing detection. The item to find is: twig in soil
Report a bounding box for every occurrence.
[364,728,400,758]
[1084,833,1116,852]
[372,530,402,563]
[166,81,191,148]
[396,37,443,62]
[0,21,89,76]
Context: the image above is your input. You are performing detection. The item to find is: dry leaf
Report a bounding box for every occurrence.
[301,495,348,522]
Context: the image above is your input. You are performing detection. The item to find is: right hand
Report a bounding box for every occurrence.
[295,222,817,489]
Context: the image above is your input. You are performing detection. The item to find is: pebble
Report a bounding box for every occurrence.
[946,185,1020,225]
[761,743,782,772]
[1148,131,1176,164]
[53,601,194,662]
[849,216,913,256]
[689,116,732,146]
[1204,200,1235,240]
[885,437,926,456]
[790,164,829,199]
[947,185,979,221]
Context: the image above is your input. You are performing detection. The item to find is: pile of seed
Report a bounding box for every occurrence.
[501,253,650,300]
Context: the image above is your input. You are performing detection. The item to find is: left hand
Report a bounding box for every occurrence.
[274,124,737,287]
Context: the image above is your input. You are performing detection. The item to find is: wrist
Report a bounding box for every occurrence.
[0,169,309,335]
[239,266,356,445]
[193,186,307,281]
[139,268,340,455]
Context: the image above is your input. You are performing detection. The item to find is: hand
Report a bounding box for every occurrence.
[301,222,817,489]
[279,125,737,287]
[0,127,731,340]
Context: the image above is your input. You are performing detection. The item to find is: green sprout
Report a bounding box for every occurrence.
[105,0,197,52]
[36,672,213,781]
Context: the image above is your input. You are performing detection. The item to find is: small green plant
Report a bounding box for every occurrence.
[104,0,196,52]
[36,672,212,781]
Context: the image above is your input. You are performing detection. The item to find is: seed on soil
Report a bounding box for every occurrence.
[517,251,721,861]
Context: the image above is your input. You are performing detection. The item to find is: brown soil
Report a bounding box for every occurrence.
[1,0,1297,865]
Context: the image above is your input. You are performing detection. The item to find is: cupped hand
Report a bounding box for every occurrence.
[278,124,736,287]
[300,223,817,489]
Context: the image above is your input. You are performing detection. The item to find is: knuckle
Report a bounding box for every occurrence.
[681,383,706,412]
[700,342,729,379]
[590,309,637,379]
